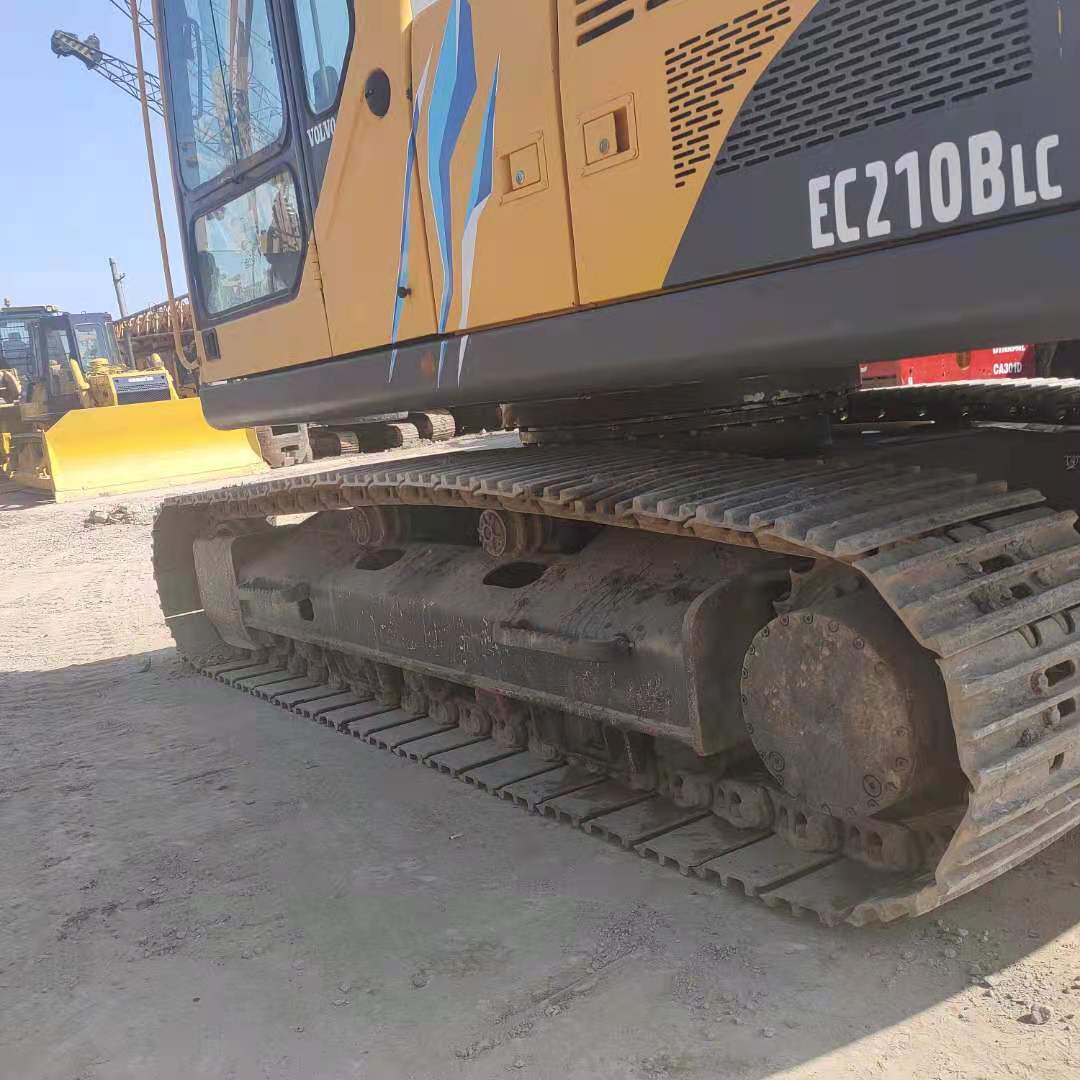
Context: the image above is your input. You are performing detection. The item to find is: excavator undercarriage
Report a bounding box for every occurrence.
[146,0,1080,921]
[155,388,1080,926]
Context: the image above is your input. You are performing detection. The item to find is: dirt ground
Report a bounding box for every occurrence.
[2,435,1079,1080]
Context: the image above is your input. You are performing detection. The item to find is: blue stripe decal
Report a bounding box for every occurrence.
[427,0,477,337]
[455,59,499,384]
[465,61,498,225]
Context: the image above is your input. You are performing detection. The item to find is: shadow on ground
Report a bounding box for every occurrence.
[0,482,52,512]
[2,651,1078,1080]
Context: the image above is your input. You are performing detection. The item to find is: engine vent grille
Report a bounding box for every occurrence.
[576,0,635,46]
[665,1,793,188]
[713,0,1034,178]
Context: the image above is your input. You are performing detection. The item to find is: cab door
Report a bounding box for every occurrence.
[155,0,332,383]
[38,317,81,410]
[279,0,439,356]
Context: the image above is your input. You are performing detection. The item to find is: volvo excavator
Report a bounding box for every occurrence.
[151,0,1080,925]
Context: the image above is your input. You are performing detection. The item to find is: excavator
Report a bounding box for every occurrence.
[150,0,1080,926]
[0,303,266,499]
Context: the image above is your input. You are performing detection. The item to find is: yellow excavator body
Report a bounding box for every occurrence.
[0,305,267,500]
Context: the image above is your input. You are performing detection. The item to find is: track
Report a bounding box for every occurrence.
[851,377,1080,426]
[155,442,1080,926]
[197,653,877,926]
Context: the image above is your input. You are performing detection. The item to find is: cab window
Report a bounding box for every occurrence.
[194,172,304,316]
[74,323,116,366]
[163,0,287,189]
[0,318,35,376]
[292,0,352,113]
[45,328,74,365]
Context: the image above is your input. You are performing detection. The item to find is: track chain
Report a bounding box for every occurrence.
[195,653,911,927]
[851,378,1080,427]
[155,443,1080,924]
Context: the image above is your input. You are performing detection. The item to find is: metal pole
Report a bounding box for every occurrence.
[109,257,129,317]
[309,0,328,104]
[128,0,189,385]
[109,257,138,366]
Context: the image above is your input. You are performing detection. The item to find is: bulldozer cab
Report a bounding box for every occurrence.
[2,307,170,411]
[59,312,177,406]
[0,308,130,412]
[0,307,82,411]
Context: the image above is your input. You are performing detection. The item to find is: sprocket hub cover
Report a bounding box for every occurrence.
[741,578,950,818]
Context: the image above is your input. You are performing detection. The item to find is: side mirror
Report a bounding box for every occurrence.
[312,66,340,113]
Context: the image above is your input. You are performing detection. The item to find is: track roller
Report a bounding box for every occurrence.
[409,409,457,442]
[311,427,361,458]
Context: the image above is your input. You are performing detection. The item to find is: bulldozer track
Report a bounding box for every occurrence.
[155,443,1080,926]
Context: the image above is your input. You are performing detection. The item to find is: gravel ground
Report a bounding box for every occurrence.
[2,435,1079,1080]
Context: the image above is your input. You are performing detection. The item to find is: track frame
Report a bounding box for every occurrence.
[155,442,1080,925]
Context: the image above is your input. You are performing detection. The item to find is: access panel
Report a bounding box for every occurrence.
[557,0,814,304]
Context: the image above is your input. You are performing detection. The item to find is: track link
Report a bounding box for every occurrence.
[851,377,1080,426]
[155,443,1080,925]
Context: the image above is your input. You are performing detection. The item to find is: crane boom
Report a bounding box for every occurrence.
[51,29,163,117]
[107,0,154,40]
[51,20,278,158]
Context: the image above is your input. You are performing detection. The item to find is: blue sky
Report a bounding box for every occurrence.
[0,2,185,317]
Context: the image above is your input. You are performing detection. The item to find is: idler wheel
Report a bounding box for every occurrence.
[741,571,953,818]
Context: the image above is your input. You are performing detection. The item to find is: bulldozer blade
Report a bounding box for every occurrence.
[17,397,268,502]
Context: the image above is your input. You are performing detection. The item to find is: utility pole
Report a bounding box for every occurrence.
[127,0,187,384]
[109,257,137,365]
[109,257,129,318]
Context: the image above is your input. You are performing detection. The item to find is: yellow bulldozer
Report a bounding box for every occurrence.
[0,303,267,500]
